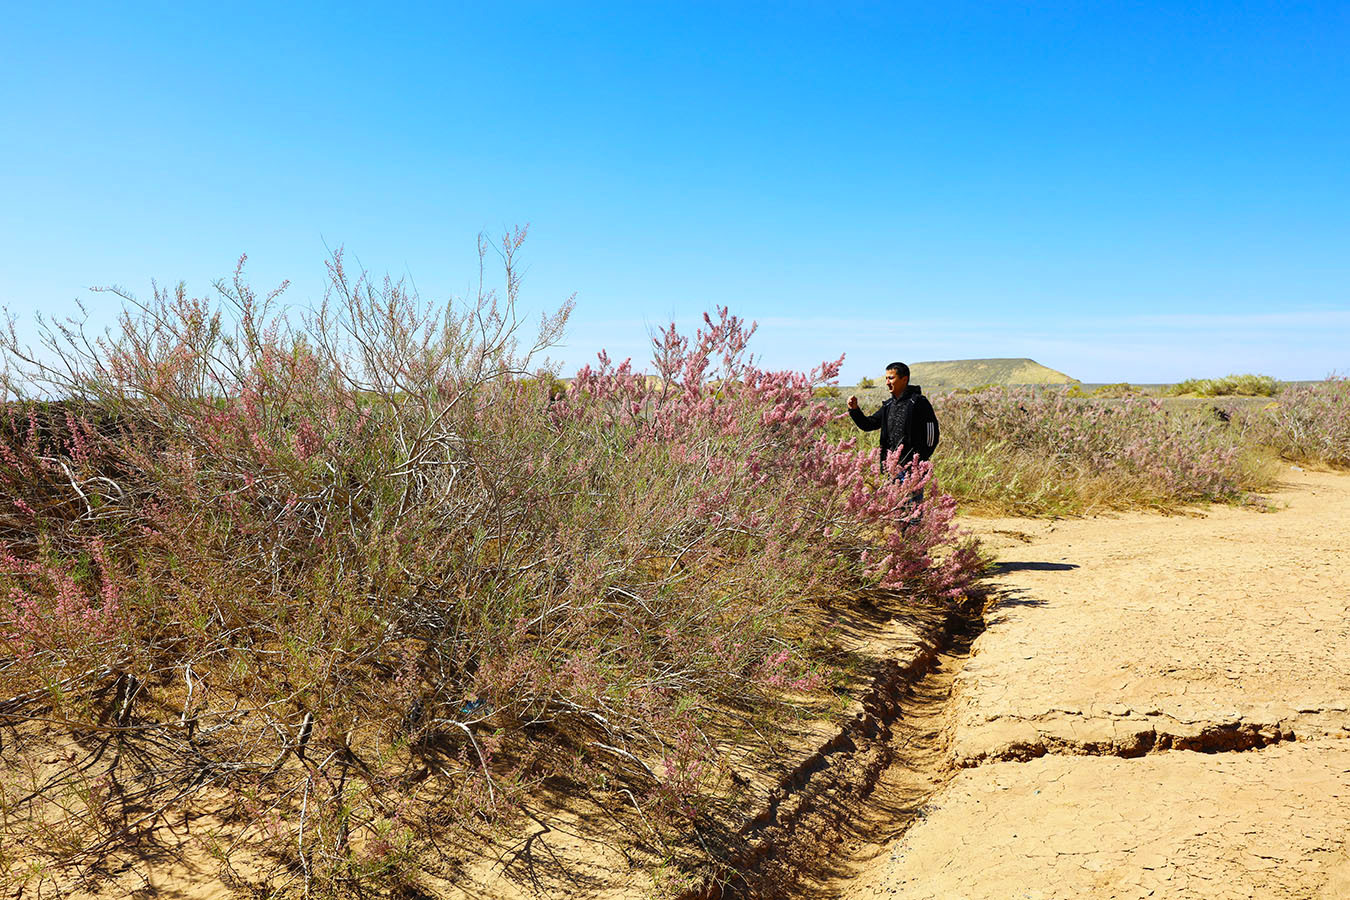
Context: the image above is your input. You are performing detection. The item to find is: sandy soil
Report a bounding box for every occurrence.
[841,467,1350,900]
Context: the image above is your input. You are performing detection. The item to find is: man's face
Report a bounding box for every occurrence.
[886,368,909,396]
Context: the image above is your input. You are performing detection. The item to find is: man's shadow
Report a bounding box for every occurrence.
[987,560,1079,575]
[980,561,1079,611]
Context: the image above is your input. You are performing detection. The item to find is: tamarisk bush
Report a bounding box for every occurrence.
[0,237,978,894]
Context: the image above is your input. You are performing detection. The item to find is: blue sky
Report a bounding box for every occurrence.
[2,1,1347,383]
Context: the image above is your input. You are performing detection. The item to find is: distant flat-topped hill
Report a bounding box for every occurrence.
[909,358,1075,388]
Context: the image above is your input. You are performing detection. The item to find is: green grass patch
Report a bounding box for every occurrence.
[1166,373,1279,397]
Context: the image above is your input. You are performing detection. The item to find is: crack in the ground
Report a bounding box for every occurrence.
[955,719,1299,767]
[950,703,1350,768]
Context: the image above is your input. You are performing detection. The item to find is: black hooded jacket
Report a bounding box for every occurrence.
[848,385,940,471]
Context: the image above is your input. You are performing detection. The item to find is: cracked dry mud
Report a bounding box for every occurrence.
[837,468,1350,900]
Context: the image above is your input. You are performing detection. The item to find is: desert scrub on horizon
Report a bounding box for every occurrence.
[0,235,979,895]
[927,386,1275,515]
[1065,381,1144,399]
[1231,376,1350,468]
[1166,373,1279,397]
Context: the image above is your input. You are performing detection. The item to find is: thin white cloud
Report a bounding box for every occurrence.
[760,308,1350,333]
[1084,310,1350,328]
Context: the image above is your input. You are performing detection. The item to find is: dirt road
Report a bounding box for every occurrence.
[840,467,1350,900]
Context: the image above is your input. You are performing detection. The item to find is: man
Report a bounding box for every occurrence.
[847,362,939,484]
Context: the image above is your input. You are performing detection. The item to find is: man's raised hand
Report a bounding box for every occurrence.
[847,395,859,410]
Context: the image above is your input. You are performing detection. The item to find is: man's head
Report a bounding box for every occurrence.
[885,362,910,397]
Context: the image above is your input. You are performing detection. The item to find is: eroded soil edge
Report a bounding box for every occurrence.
[677,597,986,900]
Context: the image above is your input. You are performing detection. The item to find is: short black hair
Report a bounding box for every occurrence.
[886,362,910,378]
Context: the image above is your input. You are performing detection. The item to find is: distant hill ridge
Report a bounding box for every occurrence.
[908,358,1075,388]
